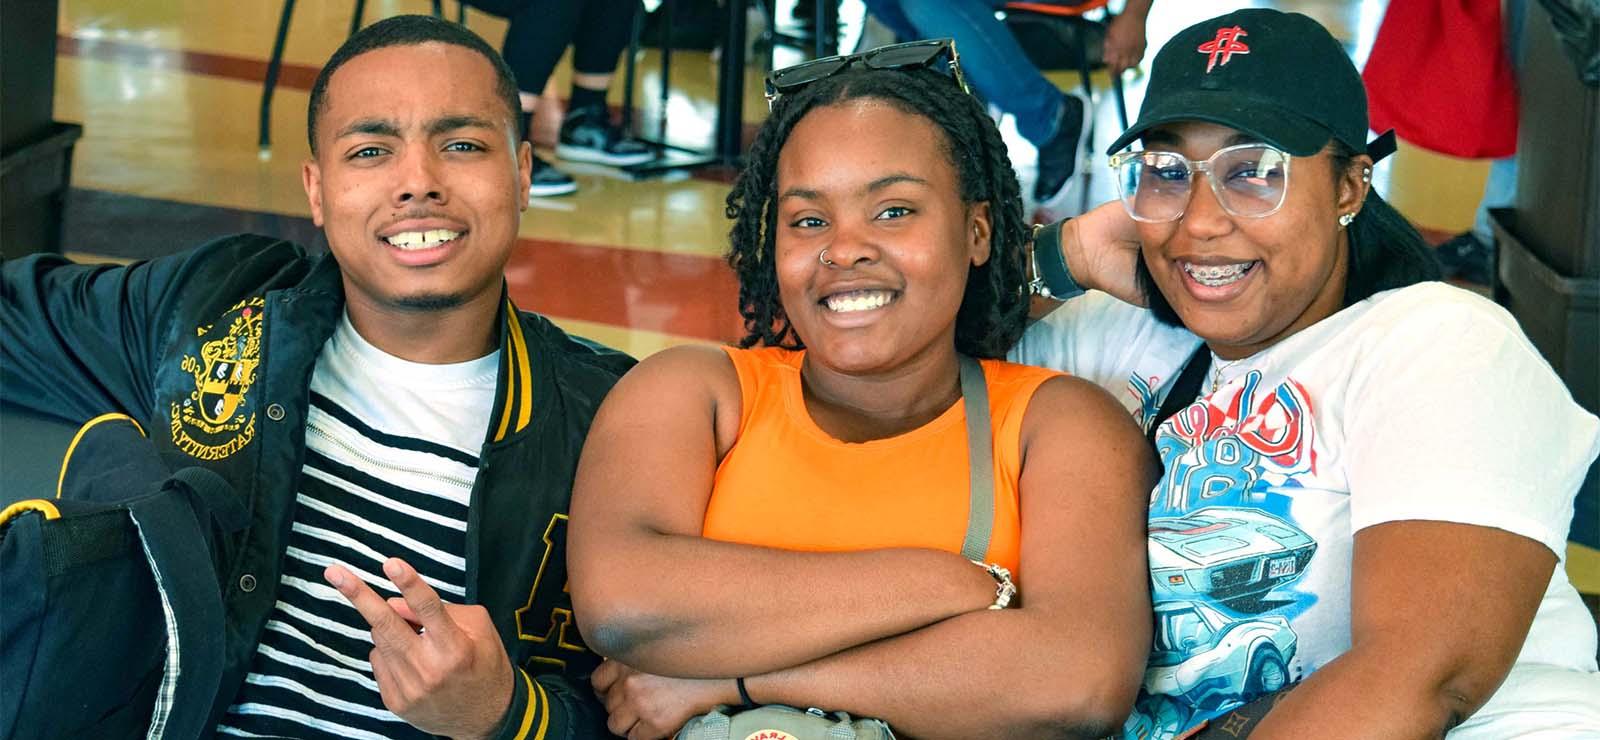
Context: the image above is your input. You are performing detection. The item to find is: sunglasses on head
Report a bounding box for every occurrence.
[763,38,970,110]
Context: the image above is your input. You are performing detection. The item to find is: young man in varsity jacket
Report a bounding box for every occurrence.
[0,15,633,739]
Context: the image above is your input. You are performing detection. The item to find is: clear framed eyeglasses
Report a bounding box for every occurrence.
[1108,143,1292,223]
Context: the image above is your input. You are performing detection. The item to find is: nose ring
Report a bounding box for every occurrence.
[819,248,835,267]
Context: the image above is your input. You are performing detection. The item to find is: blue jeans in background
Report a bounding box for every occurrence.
[864,0,1067,147]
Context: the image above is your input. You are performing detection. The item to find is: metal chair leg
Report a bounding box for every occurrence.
[258,0,297,157]
[815,0,837,57]
[349,0,366,37]
[620,2,645,134]
[658,0,676,144]
[1111,73,1128,130]
[715,0,745,161]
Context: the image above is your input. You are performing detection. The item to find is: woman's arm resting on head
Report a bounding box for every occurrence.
[725,377,1159,739]
[567,346,996,678]
[1027,201,1146,322]
[1250,520,1554,739]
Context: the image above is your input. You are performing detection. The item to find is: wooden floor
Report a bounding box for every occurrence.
[45,0,1597,589]
[50,0,1493,350]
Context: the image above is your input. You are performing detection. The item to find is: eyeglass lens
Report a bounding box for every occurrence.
[1115,146,1289,222]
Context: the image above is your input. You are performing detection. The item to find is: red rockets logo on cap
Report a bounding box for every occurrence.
[1197,26,1250,73]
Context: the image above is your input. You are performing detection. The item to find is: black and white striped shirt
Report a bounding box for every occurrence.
[218,313,498,739]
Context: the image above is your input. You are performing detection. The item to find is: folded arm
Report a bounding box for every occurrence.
[591,374,1158,739]
[567,346,997,678]
[737,376,1156,738]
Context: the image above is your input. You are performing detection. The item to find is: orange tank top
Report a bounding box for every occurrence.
[704,347,1061,578]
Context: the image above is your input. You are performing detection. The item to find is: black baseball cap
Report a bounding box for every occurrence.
[1107,9,1393,160]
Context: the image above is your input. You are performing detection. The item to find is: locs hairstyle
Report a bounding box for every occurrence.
[725,66,1031,359]
[1136,139,1442,327]
[305,14,523,156]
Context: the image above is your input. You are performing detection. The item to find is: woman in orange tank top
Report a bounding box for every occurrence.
[569,43,1155,739]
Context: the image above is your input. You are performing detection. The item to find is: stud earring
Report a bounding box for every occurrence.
[1338,212,1356,227]
[819,248,835,266]
[1362,167,1372,184]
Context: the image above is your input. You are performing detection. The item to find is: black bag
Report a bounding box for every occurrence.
[1003,9,1108,73]
[0,415,246,740]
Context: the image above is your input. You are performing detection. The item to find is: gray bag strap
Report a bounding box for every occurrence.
[957,355,994,562]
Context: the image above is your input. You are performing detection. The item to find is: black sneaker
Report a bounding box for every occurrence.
[556,105,653,167]
[529,153,578,199]
[1435,231,1494,286]
[1034,94,1088,203]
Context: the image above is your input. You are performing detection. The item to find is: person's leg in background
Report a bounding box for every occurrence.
[1439,0,1527,284]
[875,0,1086,203]
[501,0,584,196]
[555,0,652,168]
[861,0,918,44]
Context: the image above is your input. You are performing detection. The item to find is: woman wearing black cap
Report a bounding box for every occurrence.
[1014,8,1600,739]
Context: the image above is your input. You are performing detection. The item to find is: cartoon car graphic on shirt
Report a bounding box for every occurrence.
[1148,507,1316,610]
[1143,600,1299,713]
[1121,692,1192,740]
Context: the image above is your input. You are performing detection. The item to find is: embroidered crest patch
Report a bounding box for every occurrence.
[170,297,264,460]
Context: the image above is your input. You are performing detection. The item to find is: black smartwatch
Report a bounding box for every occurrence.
[1029,220,1085,300]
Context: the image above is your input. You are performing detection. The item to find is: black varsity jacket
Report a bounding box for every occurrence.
[1,234,636,738]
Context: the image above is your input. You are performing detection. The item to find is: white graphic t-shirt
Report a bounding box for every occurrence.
[1012,283,1600,738]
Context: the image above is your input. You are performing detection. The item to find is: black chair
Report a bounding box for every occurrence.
[754,0,840,64]
[615,0,842,176]
[258,0,462,156]
[1000,0,1129,129]
[999,0,1130,211]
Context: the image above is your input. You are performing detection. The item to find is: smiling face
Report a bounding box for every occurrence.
[773,99,990,374]
[1137,121,1366,359]
[302,42,532,316]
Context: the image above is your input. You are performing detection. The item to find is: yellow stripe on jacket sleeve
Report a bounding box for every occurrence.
[532,676,551,740]
[1,499,62,524]
[511,668,538,740]
[56,412,146,499]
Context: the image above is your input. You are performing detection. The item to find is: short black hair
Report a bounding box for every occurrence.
[1137,139,1441,326]
[725,66,1030,359]
[306,14,521,156]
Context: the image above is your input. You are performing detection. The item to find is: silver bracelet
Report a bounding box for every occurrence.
[971,560,1017,610]
[1027,220,1085,300]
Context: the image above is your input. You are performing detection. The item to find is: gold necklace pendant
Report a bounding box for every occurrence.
[1210,356,1246,394]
